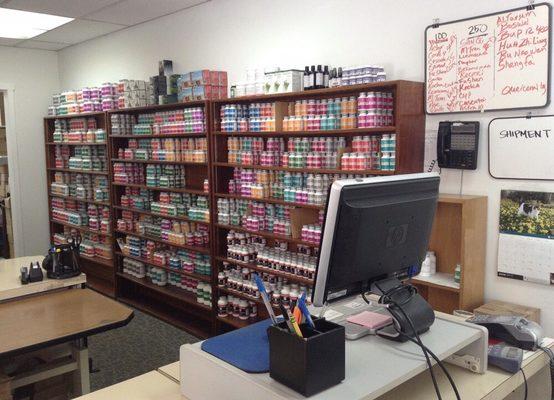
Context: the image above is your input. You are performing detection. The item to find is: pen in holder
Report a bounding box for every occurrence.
[268,318,345,396]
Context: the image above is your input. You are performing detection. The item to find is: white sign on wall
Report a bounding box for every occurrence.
[489,115,554,180]
[425,3,551,114]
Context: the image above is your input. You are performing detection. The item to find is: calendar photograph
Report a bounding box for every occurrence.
[497,190,554,285]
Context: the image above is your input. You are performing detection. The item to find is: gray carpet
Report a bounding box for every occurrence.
[87,308,199,391]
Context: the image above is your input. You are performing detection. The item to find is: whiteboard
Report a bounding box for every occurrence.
[425,3,551,114]
[489,115,554,180]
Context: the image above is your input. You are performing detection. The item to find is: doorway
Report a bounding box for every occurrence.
[0,93,12,258]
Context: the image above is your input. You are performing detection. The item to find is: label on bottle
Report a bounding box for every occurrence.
[324,75,329,87]
[316,73,323,86]
[303,75,310,89]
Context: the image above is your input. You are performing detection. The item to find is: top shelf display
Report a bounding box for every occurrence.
[211,80,424,174]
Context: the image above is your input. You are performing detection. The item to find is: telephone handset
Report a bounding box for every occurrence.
[437,121,479,170]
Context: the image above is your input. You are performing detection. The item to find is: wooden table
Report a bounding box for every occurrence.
[0,289,133,398]
[0,255,86,302]
[0,288,132,357]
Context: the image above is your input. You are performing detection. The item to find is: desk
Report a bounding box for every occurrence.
[0,289,133,398]
[165,343,552,399]
[75,371,181,400]
[0,255,86,301]
[158,362,180,383]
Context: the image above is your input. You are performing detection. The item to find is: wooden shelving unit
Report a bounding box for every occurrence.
[44,112,115,297]
[409,194,487,314]
[211,80,426,329]
[42,81,439,336]
[107,101,216,336]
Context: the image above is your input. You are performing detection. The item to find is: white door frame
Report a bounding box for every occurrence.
[0,83,24,256]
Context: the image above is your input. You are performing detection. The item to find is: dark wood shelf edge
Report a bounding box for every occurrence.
[213,162,394,175]
[216,256,315,286]
[113,205,210,226]
[108,100,208,114]
[215,223,319,247]
[111,159,207,166]
[214,193,324,210]
[213,126,396,136]
[216,315,252,329]
[114,230,210,254]
[116,272,212,312]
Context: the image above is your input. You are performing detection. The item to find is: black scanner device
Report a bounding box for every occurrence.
[468,315,544,351]
[20,262,44,284]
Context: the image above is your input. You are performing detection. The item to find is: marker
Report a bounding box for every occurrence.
[297,292,315,329]
[253,274,278,325]
[280,304,303,338]
[279,303,296,334]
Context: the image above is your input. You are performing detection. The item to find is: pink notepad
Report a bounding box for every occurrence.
[346,311,393,330]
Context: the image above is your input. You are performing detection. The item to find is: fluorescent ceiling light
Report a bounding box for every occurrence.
[0,8,73,39]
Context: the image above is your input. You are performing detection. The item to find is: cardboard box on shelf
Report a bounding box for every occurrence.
[474,300,540,323]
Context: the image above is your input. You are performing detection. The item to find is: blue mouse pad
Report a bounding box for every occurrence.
[201,319,274,373]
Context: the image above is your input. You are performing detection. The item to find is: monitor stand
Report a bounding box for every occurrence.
[312,277,435,342]
[370,277,435,342]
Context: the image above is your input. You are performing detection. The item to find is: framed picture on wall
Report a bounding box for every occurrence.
[497,190,554,285]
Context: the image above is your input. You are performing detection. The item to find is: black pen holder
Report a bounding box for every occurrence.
[268,318,345,396]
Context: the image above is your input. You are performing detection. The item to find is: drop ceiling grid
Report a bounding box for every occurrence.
[0,0,209,50]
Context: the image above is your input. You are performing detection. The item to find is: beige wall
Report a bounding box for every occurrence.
[0,46,60,256]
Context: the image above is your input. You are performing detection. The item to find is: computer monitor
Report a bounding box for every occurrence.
[312,172,440,307]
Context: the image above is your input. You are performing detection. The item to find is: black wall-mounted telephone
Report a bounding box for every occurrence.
[437,121,479,170]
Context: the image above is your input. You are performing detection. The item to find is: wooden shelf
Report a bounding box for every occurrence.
[217,286,281,311]
[49,193,110,207]
[217,286,262,304]
[212,127,396,137]
[80,253,114,268]
[410,272,460,293]
[112,182,207,196]
[216,315,253,329]
[113,205,210,226]
[215,193,324,210]
[108,100,207,114]
[216,257,314,286]
[115,229,210,254]
[85,275,116,298]
[216,223,319,247]
[411,194,487,314]
[110,133,206,139]
[48,167,108,175]
[111,158,207,166]
[115,251,211,282]
[117,272,212,312]
[47,142,107,146]
[214,162,393,175]
[213,81,405,103]
[44,112,105,120]
[51,219,112,237]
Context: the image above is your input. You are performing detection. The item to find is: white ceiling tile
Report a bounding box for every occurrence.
[32,19,125,44]
[1,0,121,18]
[15,39,70,50]
[85,0,207,25]
[0,37,21,46]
